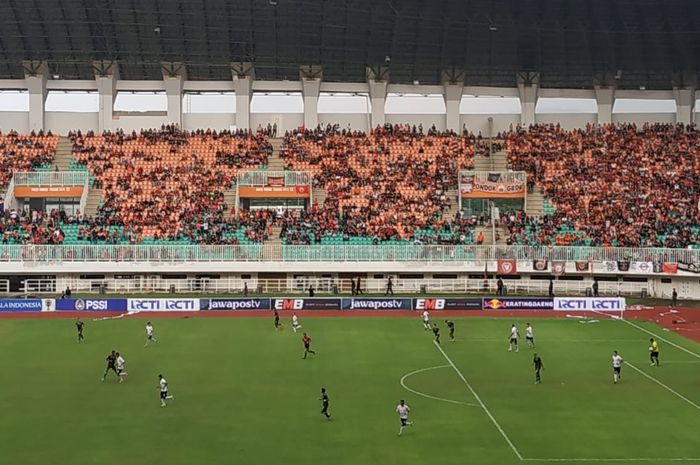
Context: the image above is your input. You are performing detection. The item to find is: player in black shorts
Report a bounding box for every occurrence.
[432,324,441,344]
[76,318,84,343]
[274,309,281,330]
[320,387,331,420]
[533,353,544,384]
[101,350,118,382]
[445,320,455,342]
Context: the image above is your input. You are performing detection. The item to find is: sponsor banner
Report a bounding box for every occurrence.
[413,298,482,310]
[460,179,525,199]
[55,298,127,311]
[551,261,566,276]
[554,297,626,311]
[127,299,200,312]
[497,259,517,275]
[238,185,310,198]
[201,298,271,311]
[532,260,549,272]
[273,298,342,311]
[342,298,412,310]
[482,298,554,310]
[0,299,44,311]
[14,186,84,198]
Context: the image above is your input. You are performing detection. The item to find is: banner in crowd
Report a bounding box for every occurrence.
[551,262,566,276]
[272,298,342,310]
[459,174,525,199]
[267,177,284,187]
[617,261,630,272]
[662,263,678,274]
[0,299,45,311]
[238,186,310,198]
[127,299,200,311]
[55,298,127,311]
[497,259,518,275]
[482,298,554,310]
[554,297,626,311]
[633,262,653,274]
[532,260,548,272]
[341,298,412,310]
[678,262,700,274]
[201,299,271,311]
[575,261,591,272]
[413,298,482,310]
[14,186,84,198]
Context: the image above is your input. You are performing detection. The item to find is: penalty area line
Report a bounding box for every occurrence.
[626,362,700,411]
[433,340,524,461]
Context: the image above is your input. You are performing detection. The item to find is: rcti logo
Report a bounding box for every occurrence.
[484,299,504,309]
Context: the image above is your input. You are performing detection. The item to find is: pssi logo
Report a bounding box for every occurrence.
[275,299,304,310]
[484,299,504,309]
[415,299,445,310]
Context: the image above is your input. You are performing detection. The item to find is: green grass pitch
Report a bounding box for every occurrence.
[2,315,700,465]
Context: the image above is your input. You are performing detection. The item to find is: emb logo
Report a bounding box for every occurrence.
[275,299,304,310]
[415,299,445,310]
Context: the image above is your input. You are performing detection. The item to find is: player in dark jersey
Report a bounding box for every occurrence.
[274,309,281,330]
[101,350,118,382]
[75,318,84,343]
[302,333,316,359]
[445,320,455,342]
[432,324,441,344]
[320,387,331,420]
[533,353,544,384]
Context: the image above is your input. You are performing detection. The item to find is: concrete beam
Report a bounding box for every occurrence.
[594,85,616,125]
[23,61,48,132]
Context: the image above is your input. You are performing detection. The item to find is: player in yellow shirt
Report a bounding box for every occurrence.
[649,338,660,366]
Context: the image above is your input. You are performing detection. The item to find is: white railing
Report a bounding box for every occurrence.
[236,170,311,186]
[78,176,90,214]
[21,277,652,297]
[0,244,698,263]
[13,171,89,186]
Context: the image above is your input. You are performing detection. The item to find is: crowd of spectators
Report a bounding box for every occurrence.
[506,123,700,247]
[279,123,475,243]
[0,208,65,245]
[0,130,57,191]
[69,125,271,241]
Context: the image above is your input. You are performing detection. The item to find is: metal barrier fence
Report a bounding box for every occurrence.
[0,244,698,263]
[21,277,651,297]
[13,171,89,186]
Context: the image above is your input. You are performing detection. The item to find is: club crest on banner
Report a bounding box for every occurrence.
[497,259,517,275]
[552,262,566,276]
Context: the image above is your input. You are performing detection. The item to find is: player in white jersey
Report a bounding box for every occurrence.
[525,323,535,348]
[292,313,302,333]
[396,399,412,436]
[116,352,128,383]
[508,324,519,352]
[612,351,623,384]
[422,310,430,330]
[158,374,174,407]
[145,322,158,347]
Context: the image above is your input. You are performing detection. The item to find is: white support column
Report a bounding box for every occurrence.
[368,79,387,128]
[594,85,615,125]
[673,87,696,125]
[94,61,119,133]
[164,76,184,126]
[444,83,463,133]
[517,73,539,126]
[23,61,48,132]
[301,77,321,129]
[233,76,252,130]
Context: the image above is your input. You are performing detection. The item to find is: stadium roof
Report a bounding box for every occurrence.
[0,0,698,89]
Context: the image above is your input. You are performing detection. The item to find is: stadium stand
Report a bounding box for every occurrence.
[279,124,476,245]
[505,123,700,248]
[68,126,271,243]
[0,130,58,190]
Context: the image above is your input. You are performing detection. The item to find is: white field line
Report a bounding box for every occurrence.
[399,365,478,407]
[523,458,700,462]
[433,340,524,461]
[626,362,700,410]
